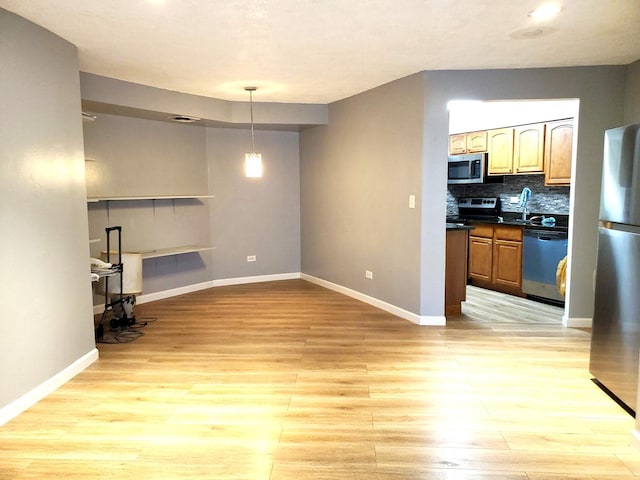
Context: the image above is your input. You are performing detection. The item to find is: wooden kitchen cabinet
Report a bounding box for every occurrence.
[544,119,574,185]
[469,236,493,282]
[514,123,545,174]
[449,134,467,154]
[487,128,514,174]
[466,131,487,152]
[493,225,523,288]
[449,131,487,154]
[468,223,523,294]
[445,228,470,315]
[468,223,494,282]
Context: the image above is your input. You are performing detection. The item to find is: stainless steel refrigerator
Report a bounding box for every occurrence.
[590,123,640,414]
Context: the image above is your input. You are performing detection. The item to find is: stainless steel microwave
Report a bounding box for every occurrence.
[447,153,487,184]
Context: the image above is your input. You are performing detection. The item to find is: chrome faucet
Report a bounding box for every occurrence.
[519,187,532,221]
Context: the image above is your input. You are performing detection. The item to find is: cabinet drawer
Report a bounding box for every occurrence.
[494,225,523,242]
[469,223,493,239]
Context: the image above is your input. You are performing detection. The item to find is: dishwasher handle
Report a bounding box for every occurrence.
[524,229,568,241]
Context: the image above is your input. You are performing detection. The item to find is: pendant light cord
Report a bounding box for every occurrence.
[249,89,255,153]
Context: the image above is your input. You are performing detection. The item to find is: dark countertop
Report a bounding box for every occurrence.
[473,218,568,232]
[446,223,475,231]
[447,213,569,233]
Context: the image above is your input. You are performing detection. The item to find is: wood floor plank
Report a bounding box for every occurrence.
[1,280,638,479]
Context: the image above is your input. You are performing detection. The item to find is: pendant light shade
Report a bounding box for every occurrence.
[244,86,262,178]
[245,152,262,178]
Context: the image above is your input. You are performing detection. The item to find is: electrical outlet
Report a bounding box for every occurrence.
[409,194,416,209]
[247,255,256,262]
[510,196,520,204]
[365,270,373,279]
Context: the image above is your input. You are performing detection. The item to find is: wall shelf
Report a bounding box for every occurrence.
[134,245,215,260]
[87,195,214,202]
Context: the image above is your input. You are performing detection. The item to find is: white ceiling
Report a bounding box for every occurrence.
[2,0,639,104]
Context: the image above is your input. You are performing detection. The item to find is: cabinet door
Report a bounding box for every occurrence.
[514,123,545,174]
[493,240,522,288]
[466,131,487,153]
[449,134,467,154]
[487,128,514,175]
[544,120,573,185]
[468,236,493,282]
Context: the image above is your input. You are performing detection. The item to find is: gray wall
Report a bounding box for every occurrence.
[625,60,640,124]
[420,67,625,321]
[84,113,209,198]
[207,128,301,279]
[0,10,95,410]
[84,110,301,297]
[300,73,424,314]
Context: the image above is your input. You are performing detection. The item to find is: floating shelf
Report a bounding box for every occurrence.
[134,245,215,260]
[87,195,214,202]
[89,238,101,244]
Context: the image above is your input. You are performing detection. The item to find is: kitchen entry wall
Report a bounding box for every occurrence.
[447,174,570,217]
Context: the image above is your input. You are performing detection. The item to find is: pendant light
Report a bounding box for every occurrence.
[244,86,262,178]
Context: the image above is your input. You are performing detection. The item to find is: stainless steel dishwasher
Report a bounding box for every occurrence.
[522,228,568,303]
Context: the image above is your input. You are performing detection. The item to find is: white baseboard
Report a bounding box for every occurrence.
[136,281,214,305]
[90,272,444,326]
[301,274,445,326]
[632,428,640,452]
[0,348,99,427]
[210,272,301,288]
[93,281,214,314]
[93,273,302,314]
[563,316,592,328]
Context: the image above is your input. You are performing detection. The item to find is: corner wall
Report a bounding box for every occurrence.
[421,67,625,323]
[624,60,640,124]
[207,128,301,279]
[300,73,425,316]
[0,9,96,420]
[300,66,626,323]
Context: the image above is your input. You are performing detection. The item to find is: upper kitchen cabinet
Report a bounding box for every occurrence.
[466,131,488,153]
[449,131,487,155]
[513,123,545,174]
[487,128,514,175]
[449,134,467,154]
[544,119,574,186]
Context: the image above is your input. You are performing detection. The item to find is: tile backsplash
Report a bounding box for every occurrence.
[447,174,570,217]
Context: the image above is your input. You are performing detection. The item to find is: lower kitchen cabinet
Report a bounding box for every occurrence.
[468,224,493,281]
[469,223,524,295]
[445,228,471,315]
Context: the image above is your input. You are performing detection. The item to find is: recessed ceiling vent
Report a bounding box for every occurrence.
[168,115,201,123]
[509,26,556,39]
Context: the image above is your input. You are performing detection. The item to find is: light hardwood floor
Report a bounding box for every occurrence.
[1,280,639,479]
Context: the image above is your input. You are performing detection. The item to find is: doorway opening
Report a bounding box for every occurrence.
[446,98,580,322]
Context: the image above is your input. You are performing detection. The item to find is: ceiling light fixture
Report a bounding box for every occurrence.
[244,86,262,178]
[528,2,562,20]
